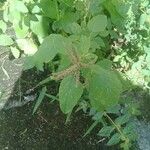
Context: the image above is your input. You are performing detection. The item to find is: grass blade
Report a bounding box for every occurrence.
[45,93,59,101]
[83,120,99,137]
[35,76,52,88]
[32,87,47,114]
[65,111,72,125]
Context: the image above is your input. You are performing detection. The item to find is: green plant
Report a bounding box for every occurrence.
[113,0,150,91]
[0,0,148,149]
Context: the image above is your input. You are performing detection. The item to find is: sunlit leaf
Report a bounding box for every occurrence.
[40,0,58,19]
[0,34,14,46]
[0,20,7,33]
[16,39,37,55]
[11,47,20,58]
[32,34,70,68]
[15,0,28,13]
[88,15,107,32]
[30,15,49,38]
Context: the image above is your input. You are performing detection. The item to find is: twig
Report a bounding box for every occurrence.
[97,138,106,144]
[1,55,10,80]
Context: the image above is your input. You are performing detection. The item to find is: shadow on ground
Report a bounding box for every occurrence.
[0,52,150,150]
[0,66,119,150]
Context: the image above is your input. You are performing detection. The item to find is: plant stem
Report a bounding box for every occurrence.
[83,0,90,24]
[104,112,127,141]
[55,0,60,21]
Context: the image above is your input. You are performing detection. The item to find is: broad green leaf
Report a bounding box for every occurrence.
[89,0,104,15]
[0,20,7,33]
[11,47,20,58]
[59,76,83,114]
[40,0,58,19]
[94,36,105,48]
[0,34,14,46]
[99,30,109,37]
[9,11,21,24]
[90,41,99,51]
[98,126,115,137]
[8,0,28,14]
[58,54,71,71]
[123,122,135,135]
[114,71,132,92]
[74,0,85,11]
[15,0,28,13]
[146,54,150,68]
[78,35,91,55]
[33,87,47,114]
[87,15,107,32]
[23,56,40,70]
[3,7,9,22]
[30,15,49,38]
[103,0,125,29]
[63,22,81,34]
[52,12,79,31]
[71,35,91,55]
[23,0,31,3]
[33,34,70,68]
[140,13,147,26]
[0,1,4,9]
[13,20,29,38]
[97,59,112,70]
[60,12,79,24]
[82,53,98,64]
[107,133,121,146]
[32,5,41,14]
[16,39,37,55]
[88,65,122,111]
[7,1,22,23]
[115,114,131,125]
[58,0,74,7]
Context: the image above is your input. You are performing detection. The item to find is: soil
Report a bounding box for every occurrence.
[0,58,118,150]
[0,49,149,150]
[0,101,115,150]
